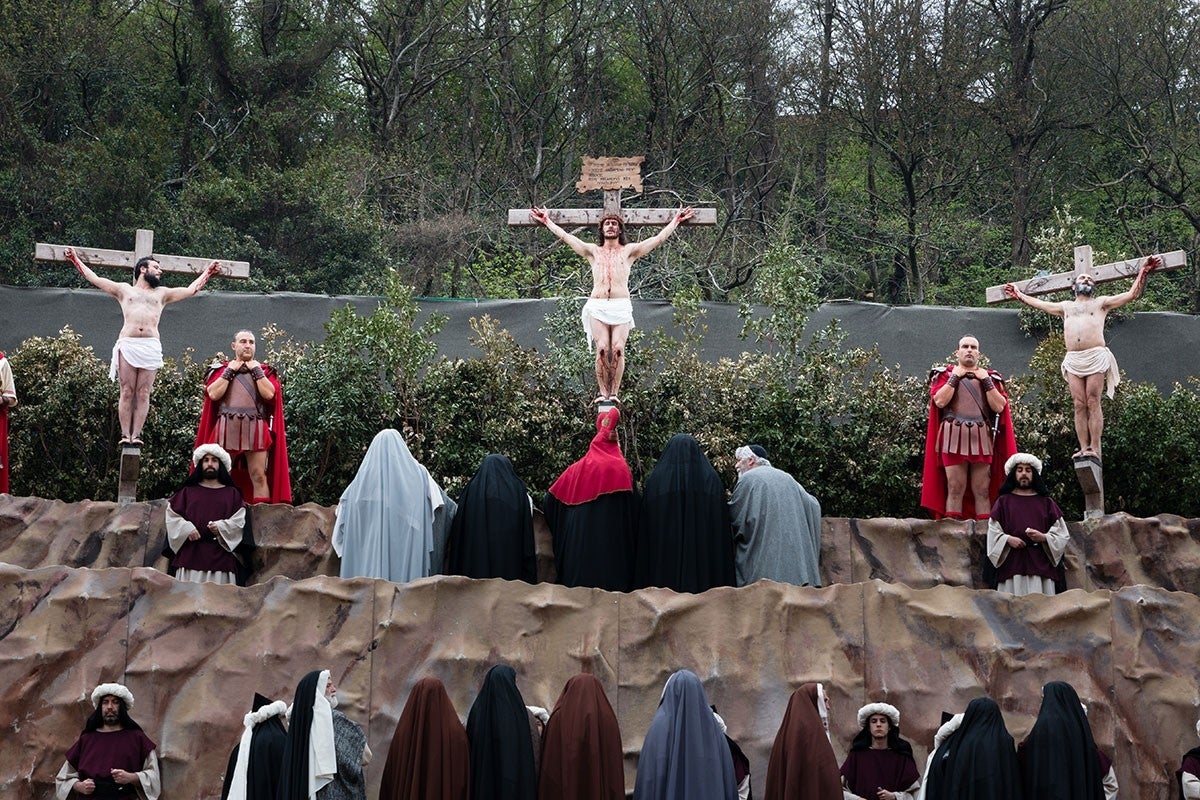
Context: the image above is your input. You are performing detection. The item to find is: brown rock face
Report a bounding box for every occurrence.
[1,496,1199,798]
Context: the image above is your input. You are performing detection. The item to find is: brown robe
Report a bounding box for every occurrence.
[763,684,842,800]
[538,674,624,800]
[378,677,470,800]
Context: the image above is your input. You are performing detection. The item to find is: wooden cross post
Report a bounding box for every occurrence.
[34,228,250,502]
[987,244,1187,519]
[35,228,251,280]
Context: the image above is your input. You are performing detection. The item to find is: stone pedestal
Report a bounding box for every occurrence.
[1075,456,1104,519]
[118,445,141,504]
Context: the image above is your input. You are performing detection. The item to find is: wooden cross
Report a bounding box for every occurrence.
[507,156,717,228]
[35,228,250,279]
[985,245,1186,304]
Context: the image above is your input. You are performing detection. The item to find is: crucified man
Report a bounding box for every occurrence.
[1004,255,1160,461]
[65,247,221,445]
[530,205,694,403]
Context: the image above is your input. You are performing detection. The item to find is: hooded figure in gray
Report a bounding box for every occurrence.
[728,445,822,587]
[333,429,457,582]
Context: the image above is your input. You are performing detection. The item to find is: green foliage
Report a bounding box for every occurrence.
[264,272,445,503]
[7,328,205,500]
[6,287,1199,519]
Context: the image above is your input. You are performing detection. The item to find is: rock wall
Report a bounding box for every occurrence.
[1,496,1199,798]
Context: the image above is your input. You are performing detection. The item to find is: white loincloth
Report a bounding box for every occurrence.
[109,337,165,380]
[1061,346,1119,399]
[580,297,635,351]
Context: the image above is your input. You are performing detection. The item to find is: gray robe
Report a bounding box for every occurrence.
[333,429,457,582]
[728,464,822,587]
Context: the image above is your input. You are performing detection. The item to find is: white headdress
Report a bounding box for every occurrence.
[91,683,134,709]
[857,702,900,728]
[1004,452,1043,476]
[193,443,233,472]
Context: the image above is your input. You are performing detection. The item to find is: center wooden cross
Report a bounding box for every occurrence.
[35,227,250,279]
[985,245,1185,304]
[507,156,717,228]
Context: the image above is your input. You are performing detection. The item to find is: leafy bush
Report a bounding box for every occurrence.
[6,280,1199,519]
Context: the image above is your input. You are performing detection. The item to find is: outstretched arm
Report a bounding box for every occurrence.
[529,207,594,260]
[1103,255,1160,310]
[63,247,125,297]
[163,261,222,303]
[626,207,694,260]
[1003,282,1064,315]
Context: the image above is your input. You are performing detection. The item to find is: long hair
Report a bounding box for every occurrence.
[999,469,1050,496]
[848,718,914,757]
[83,698,141,732]
[182,460,236,488]
[596,217,627,245]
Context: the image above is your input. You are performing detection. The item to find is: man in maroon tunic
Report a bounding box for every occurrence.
[840,702,921,800]
[164,444,253,585]
[985,453,1069,595]
[195,329,291,504]
[55,682,161,799]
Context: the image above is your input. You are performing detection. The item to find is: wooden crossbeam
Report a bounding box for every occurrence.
[986,246,1185,304]
[35,228,250,279]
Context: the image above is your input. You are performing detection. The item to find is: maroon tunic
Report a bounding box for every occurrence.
[840,747,920,795]
[168,484,245,574]
[989,492,1064,584]
[65,728,157,780]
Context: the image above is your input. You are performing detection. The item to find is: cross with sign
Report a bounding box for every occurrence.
[507,156,716,228]
[985,245,1185,304]
[35,228,250,279]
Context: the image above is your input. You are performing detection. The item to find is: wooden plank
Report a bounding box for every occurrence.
[985,249,1187,304]
[576,156,645,193]
[35,242,251,279]
[508,207,717,227]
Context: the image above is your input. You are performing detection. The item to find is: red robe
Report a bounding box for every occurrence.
[0,352,9,495]
[195,362,292,503]
[920,366,1017,519]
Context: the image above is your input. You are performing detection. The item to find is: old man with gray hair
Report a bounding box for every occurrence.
[729,444,822,587]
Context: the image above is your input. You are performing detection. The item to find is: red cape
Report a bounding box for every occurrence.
[195,362,292,503]
[548,407,633,505]
[0,352,9,495]
[919,366,1017,519]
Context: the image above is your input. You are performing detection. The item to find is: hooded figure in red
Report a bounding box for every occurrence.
[920,335,1016,520]
[194,330,291,504]
[543,407,637,591]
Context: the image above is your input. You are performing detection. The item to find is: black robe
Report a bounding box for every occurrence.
[1018,681,1103,800]
[466,665,537,800]
[277,670,322,800]
[444,454,536,582]
[219,698,286,800]
[543,491,637,592]
[924,697,1022,800]
[635,434,735,592]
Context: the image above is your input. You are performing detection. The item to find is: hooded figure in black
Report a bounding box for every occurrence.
[220,692,287,800]
[465,664,537,800]
[278,670,338,800]
[924,696,1022,800]
[1018,681,1104,800]
[443,454,536,582]
[635,434,735,592]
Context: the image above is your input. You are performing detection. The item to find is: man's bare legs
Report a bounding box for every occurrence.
[608,322,631,401]
[116,354,157,444]
[244,450,270,499]
[1067,372,1106,458]
[943,461,992,518]
[590,317,612,400]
